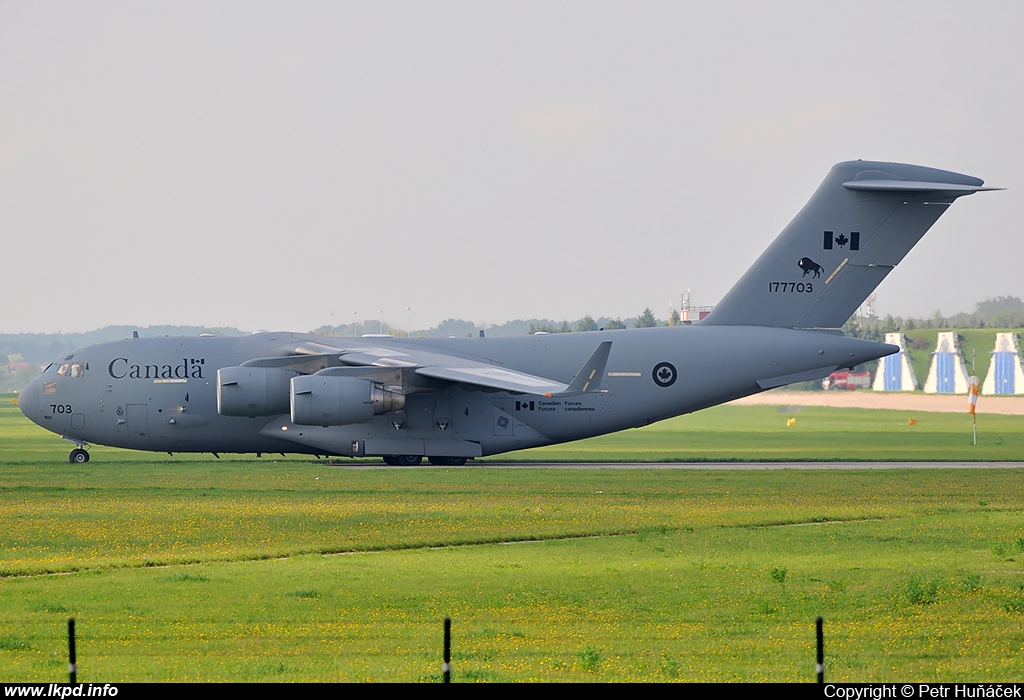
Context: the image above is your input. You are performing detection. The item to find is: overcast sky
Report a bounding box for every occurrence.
[2,1,1021,334]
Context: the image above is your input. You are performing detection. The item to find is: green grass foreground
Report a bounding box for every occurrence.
[493,403,1023,462]
[2,397,1024,681]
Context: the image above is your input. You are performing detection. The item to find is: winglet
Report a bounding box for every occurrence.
[560,341,612,395]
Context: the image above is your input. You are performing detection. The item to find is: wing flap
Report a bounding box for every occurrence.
[415,341,613,395]
[416,365,569,395]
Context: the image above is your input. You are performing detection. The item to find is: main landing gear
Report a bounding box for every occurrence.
[380,455,469,466]
[428,456,467,466]
[382,455,422,466]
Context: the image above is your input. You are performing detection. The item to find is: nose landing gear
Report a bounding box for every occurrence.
[62,437,91,464]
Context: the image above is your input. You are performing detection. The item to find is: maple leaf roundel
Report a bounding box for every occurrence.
[652,362,677,388]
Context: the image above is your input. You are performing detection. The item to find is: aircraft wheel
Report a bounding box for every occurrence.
[428,456,467,466]
[395,455,422,467]
[382,455,399,466]
[69,448,90,464]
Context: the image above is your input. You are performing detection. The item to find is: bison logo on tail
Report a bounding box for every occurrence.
[797,257,823,278]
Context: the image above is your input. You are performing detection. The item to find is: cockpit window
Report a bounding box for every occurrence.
[43,363,57,374]
[54,361,86,378]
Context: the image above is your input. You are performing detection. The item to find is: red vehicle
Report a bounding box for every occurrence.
[822,370,871,390]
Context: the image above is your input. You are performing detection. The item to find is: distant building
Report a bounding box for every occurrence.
[679,289,713,324]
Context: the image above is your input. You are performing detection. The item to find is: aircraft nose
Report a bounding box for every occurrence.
[18,379,40,423]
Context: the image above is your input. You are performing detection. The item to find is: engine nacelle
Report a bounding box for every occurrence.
[290,374,406,426]
[217,366,297,417]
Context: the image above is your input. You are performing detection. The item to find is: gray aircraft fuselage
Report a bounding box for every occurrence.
[19,326,890,460]
[18,160,996,464]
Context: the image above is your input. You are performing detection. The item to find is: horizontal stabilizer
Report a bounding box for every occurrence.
[843,180,1001,196]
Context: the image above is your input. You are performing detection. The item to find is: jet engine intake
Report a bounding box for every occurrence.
[290,375,406,426]
[217,366,297,417]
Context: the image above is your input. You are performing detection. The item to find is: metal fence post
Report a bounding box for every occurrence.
[815,616,824,683]
[443,617,451,683]
[68,618,77,684]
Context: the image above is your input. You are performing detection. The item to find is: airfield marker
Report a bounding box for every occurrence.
[968,374,980,445]
[815,616,824,683]
[68,618,77,684]
[969,351,979,446]
[443,617,452,683]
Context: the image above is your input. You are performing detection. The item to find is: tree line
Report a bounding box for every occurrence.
[844,296,1024,342]
[4,299,1022,393]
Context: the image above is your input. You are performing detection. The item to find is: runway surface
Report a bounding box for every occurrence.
[336,461,1024,470]
[730,390,1024,414]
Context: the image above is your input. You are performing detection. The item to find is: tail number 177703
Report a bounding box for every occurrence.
[769,282,813,293]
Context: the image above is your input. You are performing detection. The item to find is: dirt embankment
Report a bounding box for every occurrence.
[730,391,1024,415]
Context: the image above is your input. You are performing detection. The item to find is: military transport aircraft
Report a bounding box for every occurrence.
[20,161,997,465]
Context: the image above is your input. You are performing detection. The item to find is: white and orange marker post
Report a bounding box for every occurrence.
[968,374,980,445]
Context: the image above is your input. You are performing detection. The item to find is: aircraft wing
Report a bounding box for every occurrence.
[247,339,612,396]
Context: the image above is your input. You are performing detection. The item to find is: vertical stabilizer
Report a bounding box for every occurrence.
[702,161,995,329]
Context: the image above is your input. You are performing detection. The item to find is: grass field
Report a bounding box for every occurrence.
[2,396,1024,682]
[493,402,1024,462]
